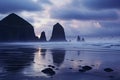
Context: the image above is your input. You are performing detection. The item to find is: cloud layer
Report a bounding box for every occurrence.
[50,0,119,21]
[50,9,118,20]
[0,0,43,13]
[81,0,120,10]
[0,0,120,37]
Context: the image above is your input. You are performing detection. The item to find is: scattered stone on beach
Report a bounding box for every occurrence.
[104,68,114,72]
[82,66,92,71]
[41,68,56,76]
[79,66,92,72]
[48,65,55,68]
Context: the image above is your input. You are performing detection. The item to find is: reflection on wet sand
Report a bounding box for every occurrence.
[51,50,65,67]
[33,49,66,71]
[0,45,120,80]
[40,49,47,59]
[0,47,38,72]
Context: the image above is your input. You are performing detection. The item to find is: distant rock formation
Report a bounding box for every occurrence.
[39,31,47,42]
[77,35,81,42]
[49,23,66,41]
[81,37,85,41]
[0,13,38,42]
[77,35,85,42]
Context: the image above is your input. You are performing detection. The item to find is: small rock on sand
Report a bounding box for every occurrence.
[82,66,92,71]
[48,65,55,68]
[79,66,92,72]
[41,68,56,76]
[104,68,114,72]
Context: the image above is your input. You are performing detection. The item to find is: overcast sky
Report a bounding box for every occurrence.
[0,0,120,39]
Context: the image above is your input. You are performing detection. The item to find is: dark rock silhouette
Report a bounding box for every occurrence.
[48,65,55,68]
[39,31,47,42]
[104,68,114,72]
[82,66,92,71]
[77,35,85,42]
[41,68,56,76]
[50,23,66,41]
[81,37,85,41]
[79,66,92,72]
[77,35,81,42]
[0,13,38,42]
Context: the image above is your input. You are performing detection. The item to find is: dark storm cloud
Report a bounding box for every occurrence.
[50,0,119,21]
[0,0,42,13]
[50,9,118,20]
[81,0,120,10]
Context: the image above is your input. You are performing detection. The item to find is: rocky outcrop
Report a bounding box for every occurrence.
[49,23,66,42]
[0,13,38,42]
[77,35,81,42]
[77,35,85,42]
[39,31,47,42]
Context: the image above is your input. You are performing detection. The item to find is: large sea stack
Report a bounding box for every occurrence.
[39,31,47,42]
[50,23,66,42]
[0,13,38,42]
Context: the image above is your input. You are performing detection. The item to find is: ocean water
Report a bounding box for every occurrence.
[0,38,120,80]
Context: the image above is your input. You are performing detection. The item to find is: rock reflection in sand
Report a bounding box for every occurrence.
[0,44,120,80]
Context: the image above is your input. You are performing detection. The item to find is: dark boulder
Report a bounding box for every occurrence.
[0,13,38,42]
[48,65,55,68]
[104,68,114,72]
[79,66,92,72]
[49,23,66,42]
[39,31,47,42]
[41,68,56,76]
[82,66,92,71]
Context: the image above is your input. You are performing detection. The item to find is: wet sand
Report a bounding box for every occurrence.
[0,42,120,80]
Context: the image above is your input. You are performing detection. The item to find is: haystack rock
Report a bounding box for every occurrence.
[0,13,38,42]
[50,23,66,41]
[39,31,47,42]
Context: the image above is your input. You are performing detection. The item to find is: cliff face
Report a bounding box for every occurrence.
[0,13,38,42]
[39,31,47,42]
[49,23,66,42]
